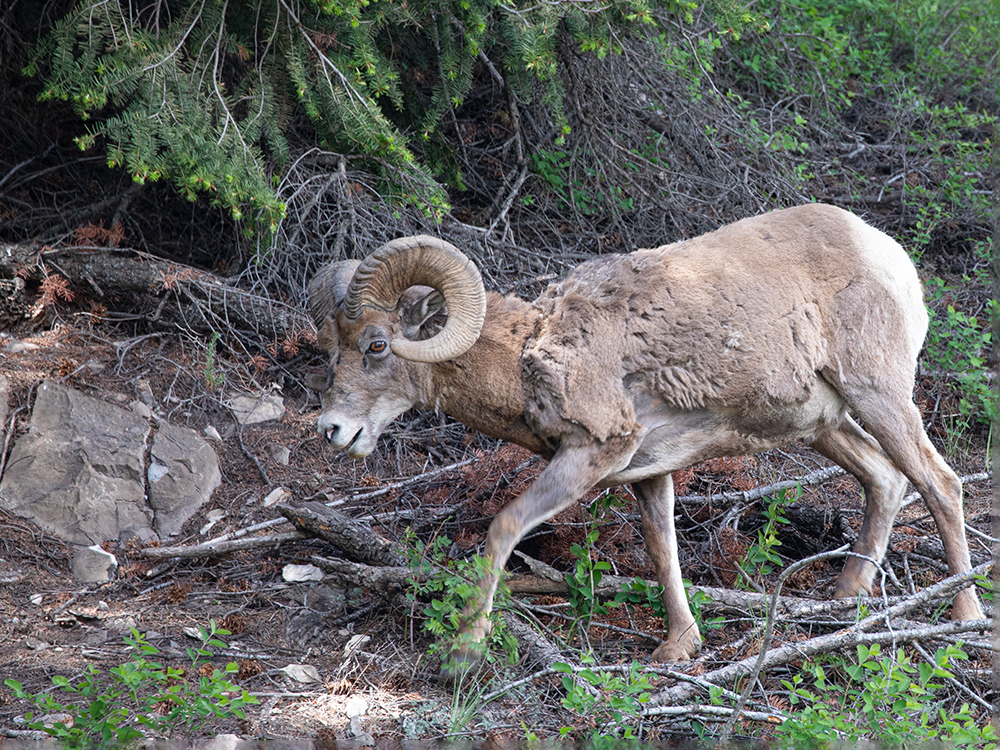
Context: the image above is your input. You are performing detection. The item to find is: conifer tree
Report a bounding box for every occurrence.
[26,0,656,232]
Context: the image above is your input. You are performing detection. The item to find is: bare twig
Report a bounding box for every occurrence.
[719,544,851,739]
[139,530,306,559]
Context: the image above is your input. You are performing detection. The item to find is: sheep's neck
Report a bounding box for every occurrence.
[428,293,547,454]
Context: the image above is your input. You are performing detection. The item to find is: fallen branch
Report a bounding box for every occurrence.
[676,465,845,507]
[500,611,566,673]
[651,562,993,706]
[139,530,306,559]
[136,458,477,561]
[643,704,783,724]
[311,556,411,598]
[720,544,852,739]
[278,501,406,567]
[309,457,478,510]
[0,242,309,340]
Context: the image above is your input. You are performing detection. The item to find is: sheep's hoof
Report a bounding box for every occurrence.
[950,587,985,621]
[650,628,702,663]
[437,643,486,685]
[833,575,872,600]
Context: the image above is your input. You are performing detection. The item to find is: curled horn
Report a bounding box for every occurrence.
[343,235,487,363]
[308,259,362,326]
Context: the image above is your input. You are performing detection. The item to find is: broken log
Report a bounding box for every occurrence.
[278,501,407,567]
[0,242,310,340]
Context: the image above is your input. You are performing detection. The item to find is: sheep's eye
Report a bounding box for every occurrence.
[368,340,387,354]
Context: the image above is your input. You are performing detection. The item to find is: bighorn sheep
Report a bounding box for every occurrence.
[306,203,984,671]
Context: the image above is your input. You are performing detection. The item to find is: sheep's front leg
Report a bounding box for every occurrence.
[633,474,702,661]
[443,442,626,678]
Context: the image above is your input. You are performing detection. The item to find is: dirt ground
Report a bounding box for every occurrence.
[0,323,994,745]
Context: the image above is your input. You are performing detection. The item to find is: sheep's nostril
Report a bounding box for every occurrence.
[324,427,337,443]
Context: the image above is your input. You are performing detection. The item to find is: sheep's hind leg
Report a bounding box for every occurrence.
[809,416,908,599]
[844,396,984,620]
[633,474,701,661]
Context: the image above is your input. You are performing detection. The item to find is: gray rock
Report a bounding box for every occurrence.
[0,381,151,545]
[0,381,221,545]
[229,393,285,425]
[282,563,324,582]
[147,421,221,536]
[0,558,24,585]
[4,340,38,353]
[196,735,243,750]
[267,443,291,465]
[130,400,152,420]
[135,379,155,407]
[71,544,118,583]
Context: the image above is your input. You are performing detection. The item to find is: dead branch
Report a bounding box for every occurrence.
[0,242,310,340]
[499,611,566,673]
[506,551,904,619]
[135,458,478,562]
[643,704,783,724]
[278,501,407,567]
[651,562,993,705]
[139,530,307,559]
[678,465,845,507]
[720,544,852,739]
[308,457,478,509]
[310,556,411,598]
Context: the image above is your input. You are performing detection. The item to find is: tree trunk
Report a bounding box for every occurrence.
[1,243,310,340]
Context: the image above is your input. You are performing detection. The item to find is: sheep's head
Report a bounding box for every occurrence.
[307,236,486,457]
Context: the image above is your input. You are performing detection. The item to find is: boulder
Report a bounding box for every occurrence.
[228,393,285,425]
[0,381,151,545]
[147,421,222,537]
[0,381,220,545]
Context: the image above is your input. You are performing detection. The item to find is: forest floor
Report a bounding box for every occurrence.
[0,321,994,747]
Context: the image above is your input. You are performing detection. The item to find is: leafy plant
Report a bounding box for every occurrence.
[203,332,226,391]
[405,530,518,669]
[27,0,668,230]
[530,149,639,218]
[554,658,655,741]
[737,487,796,587]
[611,577,724,634]
[566,493,725,642]
[566,526,615,625]
[776,642,997,748]
[5,621,256,747]
[565,493,632,629]
[923,274,996,429]
[685,583,726,634]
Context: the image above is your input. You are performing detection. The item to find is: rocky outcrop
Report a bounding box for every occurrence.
[0,380,220,546]
[147,421,223,537]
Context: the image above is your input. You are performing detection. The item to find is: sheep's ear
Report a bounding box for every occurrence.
[400,289,446,339]
[316,315,339,353]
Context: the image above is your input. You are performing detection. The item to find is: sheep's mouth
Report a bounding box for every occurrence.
[324,426,364,451]
[345,427,364,453]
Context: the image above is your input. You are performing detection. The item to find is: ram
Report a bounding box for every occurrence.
[306,203,983,672]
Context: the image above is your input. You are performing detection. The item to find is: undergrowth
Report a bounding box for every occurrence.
[5,621,256,747]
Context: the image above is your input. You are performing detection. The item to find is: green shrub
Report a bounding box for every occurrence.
[555,657,655,741]
[775,642,997,747]
[405,530,519,668]
[5,622,256,747]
